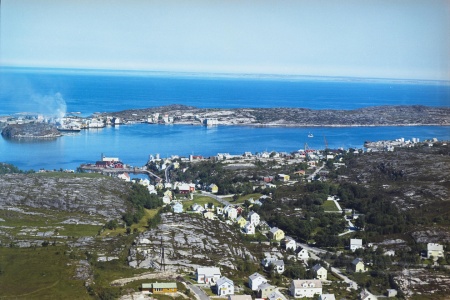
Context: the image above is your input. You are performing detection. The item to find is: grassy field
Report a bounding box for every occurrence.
[0,247,91,299]
[322,200,340,212]
[101,208,159,236]
[181,195,222,210]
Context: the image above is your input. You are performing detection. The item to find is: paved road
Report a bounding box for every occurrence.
[201,191,231,206]
[307,164,325,180]
[187,283,210,300]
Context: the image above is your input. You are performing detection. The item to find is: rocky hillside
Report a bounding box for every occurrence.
[128,213,260,272]
[0,173,130,218]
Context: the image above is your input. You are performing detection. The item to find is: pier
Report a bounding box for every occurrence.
[79,165,162,181]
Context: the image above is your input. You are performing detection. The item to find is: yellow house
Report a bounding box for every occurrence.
[141,283,177,294]
[236,216,247,228]
[209,184,219,194]
[269,227,285,241]
[278,174,290,181]
[351,258,365,273]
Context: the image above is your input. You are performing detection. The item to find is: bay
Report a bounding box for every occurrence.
[0,67,449,171]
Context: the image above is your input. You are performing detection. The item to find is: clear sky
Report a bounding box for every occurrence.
[1,0,449,80]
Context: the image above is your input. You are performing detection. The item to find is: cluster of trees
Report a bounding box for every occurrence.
[122,183,163,226]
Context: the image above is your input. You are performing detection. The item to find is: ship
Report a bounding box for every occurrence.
[308,133,314,138]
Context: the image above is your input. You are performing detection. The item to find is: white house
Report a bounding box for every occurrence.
[173,202,183,213]
[192,203,205,213]
[118,173,131,182]
[281,238,296,252]
[249,272,267,291]
[196,267,221,284]
[271,260,285,274]
[427,243,444,259]
[258,283,276,299]
[295,246,309,260]
[248,211,260,226]
[224,206,238,220]
[290,279,322,298]
[350,238,363,252]
[216,276,234,296]
[312,264,327,281]
[244,222,255,235]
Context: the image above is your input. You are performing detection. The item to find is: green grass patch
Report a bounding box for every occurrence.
[101,209,158,236]
[322,200,340,212]
[182,195,222,210]
[0,246,91,299]
[237,193,263,203]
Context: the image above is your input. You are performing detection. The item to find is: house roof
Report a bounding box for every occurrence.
[249,272,266,281]
[268,291,288,300]
[142,283,152,289]
[352,258,364,265]
[320,294,336,300]
[248,211,259,218]
[350,238,363,246]
[257,282,274,291]
[291,279,322,288]
[312,264,325,272]
[269,227,282,234]
[197,267,221,276]
[228,295,252,300]
[271,260,284,267]
[152,282,177,289]
[217,276,233,287]
[427,243,443,251]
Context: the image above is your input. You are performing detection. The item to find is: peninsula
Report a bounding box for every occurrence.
[102,104,450,127]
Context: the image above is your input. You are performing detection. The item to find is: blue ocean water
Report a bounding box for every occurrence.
[0,67,449,171]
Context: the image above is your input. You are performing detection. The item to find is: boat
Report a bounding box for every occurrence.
[308,133,314,138]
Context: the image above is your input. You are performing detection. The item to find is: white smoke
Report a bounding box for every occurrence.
[30,92,67,120]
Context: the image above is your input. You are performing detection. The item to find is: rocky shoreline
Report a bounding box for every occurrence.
[1,123,62,139]
[102,104,450,127]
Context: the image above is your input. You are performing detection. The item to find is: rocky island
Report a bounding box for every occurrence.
[103,104,450,127]
[1,123,62,139]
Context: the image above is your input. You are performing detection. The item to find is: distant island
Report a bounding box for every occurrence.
[2,105,449,140]
[102,104,450,127]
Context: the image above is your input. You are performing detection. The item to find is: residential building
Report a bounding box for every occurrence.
[295,247,309,260]
[141,283,177,294]
[312,264,327,281]
[259,221,270,232]
[351,258,366,273]
[359,289,377,300]
[172,202,183,213]
[278,174,290,181]
[350,238,363,252]
[248,211,260,226]
[244,222,255,235]
[271,260,285,274]
[236,216,247,228]
[268,227,285,241]
[216,276,234,296]
[281,238,297,252]
[289,279,322,298]
[203,211,215,220]
[387,289,397,297]
[196,267,221,284]
[427,243,444,259]
[268,291,288,300]
[249,272,267,291]
[258,283,276,299]
[192,203,205,213]
[208,184,219,194]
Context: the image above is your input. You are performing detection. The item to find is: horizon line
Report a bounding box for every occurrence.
[1,65,449,85]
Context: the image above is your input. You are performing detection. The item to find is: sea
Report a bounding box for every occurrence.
[1,67,449,171]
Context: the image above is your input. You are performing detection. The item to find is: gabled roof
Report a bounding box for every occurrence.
[197,267,221,276]
[291,279,322,288]
[352,258,364,265]
[271,260,284,267]
[268,291,288,300]
[350,238,363,246]
[217,276,233,286]
[270,227,282,234]
[427,243,443,251]
[257,282,274,291]
[249,272,266,281]
[312,264,325,272]
[152,282,177,289]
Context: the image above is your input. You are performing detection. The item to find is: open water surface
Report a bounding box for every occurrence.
[0,67,449,171]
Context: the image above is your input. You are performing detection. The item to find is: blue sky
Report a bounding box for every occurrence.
[1,0,449,80]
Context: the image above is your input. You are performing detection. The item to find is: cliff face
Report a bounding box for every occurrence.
[1,123,61,139]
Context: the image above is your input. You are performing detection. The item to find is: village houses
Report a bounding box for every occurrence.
[350,238,363,252]
[258,283,276,298]
[268,291,288,300]
[248,211,260,226]
[244,222,255,234]
[281,237,297,252]
[427,243,444,259]
[295,246,310,260]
